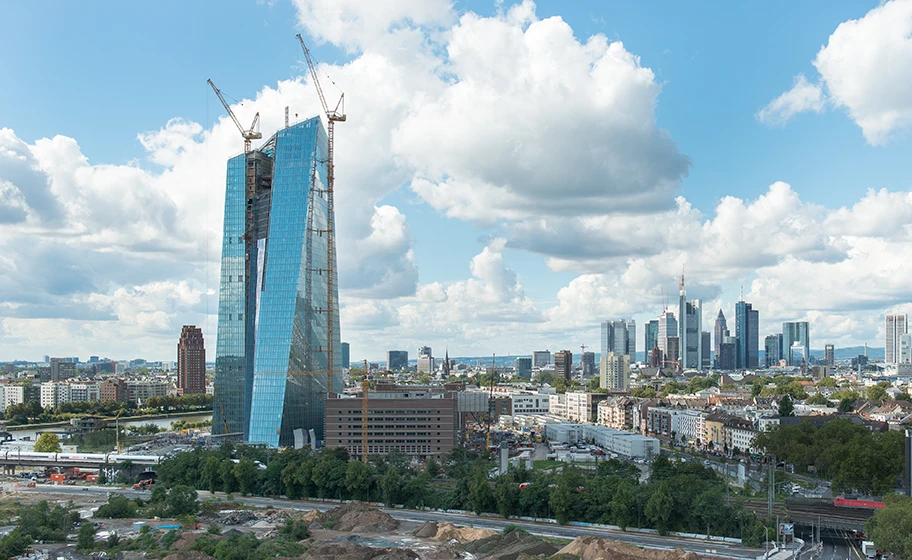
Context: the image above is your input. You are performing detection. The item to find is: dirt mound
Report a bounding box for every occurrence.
[462,530,558,560]
[412,521,440,538]
[300,509,326,525]
[373,549,422,560]
[163,553,216,560]
[298,542,381,560]
[431,522,497,543]
[323,502,399,533]
[556,536,702,560]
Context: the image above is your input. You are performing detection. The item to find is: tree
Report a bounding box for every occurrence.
[867,385,888,403]
[838,397,856,413]
[550,477,573,524]
[778,395,794,417]
[645,482,674,535]
[34,432,61,453]
[468,467,494,515]
[381,468,402,505]
[494,476,519,518]
[77,523,96,551]
[630,386,657,399]
[806,394,830,406]
[166,485,199,517]
[345,460,372,501]
[234,457,260,496]
[866,493,912,559]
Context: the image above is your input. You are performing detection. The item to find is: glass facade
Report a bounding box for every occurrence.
[213,117,342,448]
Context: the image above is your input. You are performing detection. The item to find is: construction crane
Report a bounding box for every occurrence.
[580,344,588,383]
[486,353,496,450]
[113,409,124,453]
[206,79,262,153]
[297,34,346,398]
[362,360,369,463]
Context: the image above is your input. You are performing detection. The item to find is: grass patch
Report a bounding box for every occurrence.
[532,460,563,470]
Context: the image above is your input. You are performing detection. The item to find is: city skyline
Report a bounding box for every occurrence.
[3,1,912,361]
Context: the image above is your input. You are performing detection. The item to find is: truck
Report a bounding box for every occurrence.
[133,479,153,490]
[861,541,880,559]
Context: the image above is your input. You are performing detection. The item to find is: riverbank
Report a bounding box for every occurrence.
[2,410,212,433]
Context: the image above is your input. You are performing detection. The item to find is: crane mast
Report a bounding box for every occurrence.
[296,34,346,400]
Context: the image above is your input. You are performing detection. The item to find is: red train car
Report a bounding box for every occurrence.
[833,496,885,509]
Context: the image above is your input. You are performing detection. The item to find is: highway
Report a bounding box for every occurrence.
[19,485,764,559]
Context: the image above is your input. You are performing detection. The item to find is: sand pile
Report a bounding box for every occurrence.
[321,501,400,533]
[422,522,497,543]
[461,529,558,560]
[556,536,702,560]
[300,509,326,525]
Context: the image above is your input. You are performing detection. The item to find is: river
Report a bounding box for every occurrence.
[5,412,213,441]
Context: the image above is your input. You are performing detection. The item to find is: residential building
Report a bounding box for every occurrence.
[4,386,25,409]
[126,380,170,403]
[735,300,759,369]
[40,382,71,409]
[886,314,908,365]
[565,392,608,422]
[824,344,835,367]
[100,379,126,403]
[658,310,678,365]
[724,416,757,454]
[509,391,549,415]
[177,325,206,395]
[386,350,409,372]
[324,387,458,457]
[514,357,532,379]
[212,117,343,448]
[645,320,659,359]
[532,350,551,367]
[554,350,573,381]
[678,275,702,370]
[782,321,810,366]
[600,352,629,392]
[69,382,101,403]
[341,342,350,370]
[581,352,596,378]
[765,334,782,367]
[49,358,76,381]
[701,331,711,369]
[714,310,729,368]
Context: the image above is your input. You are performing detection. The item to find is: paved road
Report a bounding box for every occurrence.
[20,485,763,559]
[798,528,863,560]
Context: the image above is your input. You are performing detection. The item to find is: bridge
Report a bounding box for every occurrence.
[785,498,875,532]
[0,451,161,477]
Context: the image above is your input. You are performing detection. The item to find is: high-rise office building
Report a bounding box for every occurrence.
[341,342,350,370]
[713,310,729,367]
[701,331,711,369]
[900,335,912,364]
[645,320,659,358]
[48,358,75,381]
[177,325,206,395]
[886,314,908,365]
[719,336,737,370]
[532,350,551,367]
[417,346,434,373]
[514,357,532,379]
[735,300,759,369]
[678,275,702,370]
[765,334,782,367]
[554,350,573,381]
[824,344,835,367]
[600,352,629,391]
[788,343,806,367]
[782,321,810,366]
[626,320,636,362]
[581,351,596,378]
[601,320,633,360]
[387,351,409,371]
[212,117,342,448]
[657,311,678,364]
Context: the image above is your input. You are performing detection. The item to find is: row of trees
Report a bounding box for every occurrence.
[4,394,212,425]
[753,417,903,495]
[155,444,766,544]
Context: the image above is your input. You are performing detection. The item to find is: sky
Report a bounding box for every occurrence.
[2,0,912,362]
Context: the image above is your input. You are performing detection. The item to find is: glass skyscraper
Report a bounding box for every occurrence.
[213,117,342,448]
[735,300,759,369]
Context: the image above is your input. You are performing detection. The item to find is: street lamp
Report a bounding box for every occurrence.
[765,526,769,558]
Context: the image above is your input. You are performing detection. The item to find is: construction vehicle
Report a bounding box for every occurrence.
[133,479,153,491]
